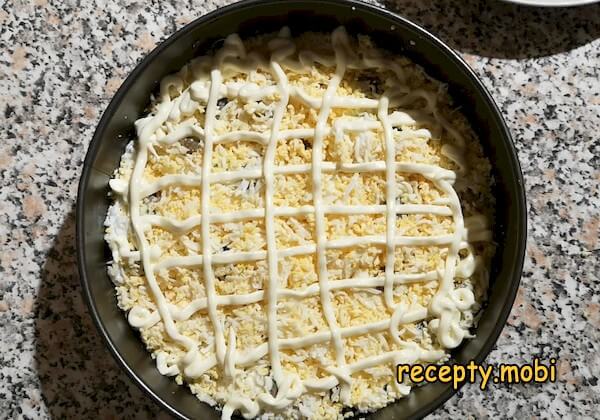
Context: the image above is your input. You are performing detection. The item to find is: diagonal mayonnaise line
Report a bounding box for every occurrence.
[111,26,494,419]
[378,96,398,311]
[263,60,290,385]
[200,69,227,365]
[141,309,431,373]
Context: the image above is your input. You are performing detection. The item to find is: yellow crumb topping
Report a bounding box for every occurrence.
[105,29,495,420]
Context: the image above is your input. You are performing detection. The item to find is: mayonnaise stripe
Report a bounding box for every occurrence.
[310,27,350,402]
[139,161,456,198]
[130,270,439,329]
[200,70,226,365]
[141,204,452,232]
[144,312,432,377]
[378,96,397,310]
[152,233,454,270]
[263,61,289,384]
[114,26,492,419]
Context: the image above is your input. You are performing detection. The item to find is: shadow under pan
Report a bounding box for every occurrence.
[76,0,527,418]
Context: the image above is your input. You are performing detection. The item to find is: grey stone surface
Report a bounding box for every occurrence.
[0,0,598,418]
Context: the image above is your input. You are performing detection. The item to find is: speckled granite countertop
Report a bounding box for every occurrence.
[1,0,599,418]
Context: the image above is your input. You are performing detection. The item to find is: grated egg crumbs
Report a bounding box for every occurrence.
[105,27,495,419]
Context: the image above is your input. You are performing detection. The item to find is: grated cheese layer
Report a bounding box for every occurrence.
[104,27,495,419]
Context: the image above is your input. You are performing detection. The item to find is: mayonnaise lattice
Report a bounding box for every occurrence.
[106,27,492,419]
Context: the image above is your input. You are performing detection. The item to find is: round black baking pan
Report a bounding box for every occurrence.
[76,0,527,418]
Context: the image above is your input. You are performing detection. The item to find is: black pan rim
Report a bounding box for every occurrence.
[76,0,527,418]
